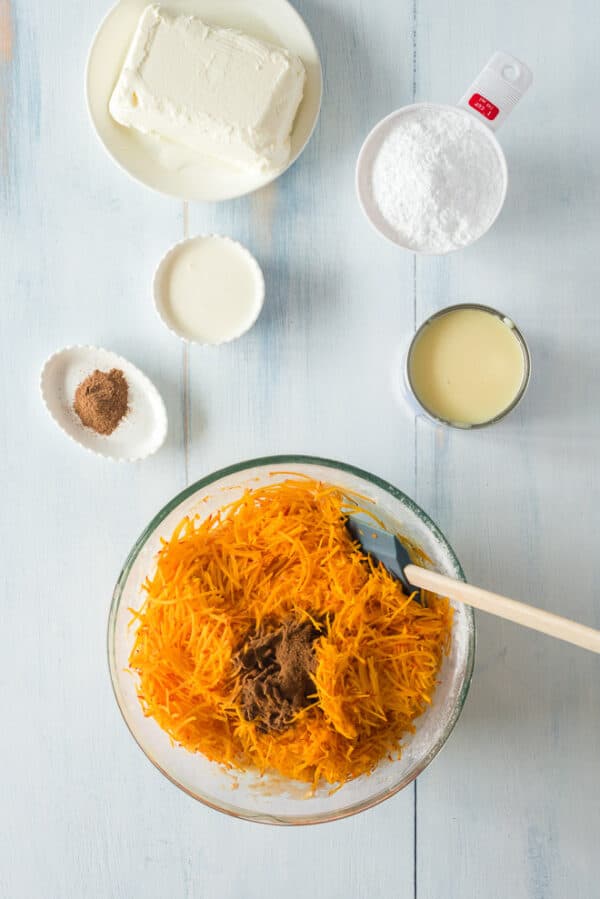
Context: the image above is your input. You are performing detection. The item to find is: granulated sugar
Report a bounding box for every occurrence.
[371,106,505,253]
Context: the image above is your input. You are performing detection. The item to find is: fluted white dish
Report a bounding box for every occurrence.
[40,345,168,461]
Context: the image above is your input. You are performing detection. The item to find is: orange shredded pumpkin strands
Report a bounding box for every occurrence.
[129,478,453,788]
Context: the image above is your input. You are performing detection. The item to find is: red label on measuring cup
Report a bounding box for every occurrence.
[469,93,499,120]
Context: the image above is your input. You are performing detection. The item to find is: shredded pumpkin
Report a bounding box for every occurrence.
[129,478,453,788]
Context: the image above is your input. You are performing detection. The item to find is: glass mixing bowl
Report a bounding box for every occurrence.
[108,456,475,825]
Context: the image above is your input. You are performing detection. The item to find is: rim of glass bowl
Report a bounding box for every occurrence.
[108,454,476,825]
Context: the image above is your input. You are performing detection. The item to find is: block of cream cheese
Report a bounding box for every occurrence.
[109,5,306,171]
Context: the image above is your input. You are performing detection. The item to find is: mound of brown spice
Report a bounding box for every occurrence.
[73,368,128,436]
[236,619,319,733]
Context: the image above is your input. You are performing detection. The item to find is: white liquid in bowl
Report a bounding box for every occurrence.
[155,235,265,344]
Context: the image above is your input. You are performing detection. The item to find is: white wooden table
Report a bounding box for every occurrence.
[1,0,599,896]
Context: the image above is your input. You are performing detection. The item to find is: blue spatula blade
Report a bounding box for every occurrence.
[346,514,420,599]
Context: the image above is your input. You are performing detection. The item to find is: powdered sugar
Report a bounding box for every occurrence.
[371,106,506,254]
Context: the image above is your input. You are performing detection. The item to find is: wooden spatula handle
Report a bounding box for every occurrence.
[405,564,600,654]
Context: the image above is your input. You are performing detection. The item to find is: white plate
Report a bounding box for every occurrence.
[86,0,323,202]
[40,346,168,461]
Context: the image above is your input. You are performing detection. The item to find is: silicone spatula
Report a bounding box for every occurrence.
[347,516,600,654]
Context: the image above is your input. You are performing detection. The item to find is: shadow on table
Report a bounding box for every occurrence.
[281,0,412,184]
[498,335,600,443]
[423,610,600,885]
[495,144,600,256]
[258,257,340,333]
[450,609,600,793]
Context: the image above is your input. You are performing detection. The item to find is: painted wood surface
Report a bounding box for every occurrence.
[0,0,598,897]
[413,2,600,897]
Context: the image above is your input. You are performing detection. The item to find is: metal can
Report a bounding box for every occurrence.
[403,303,531,429]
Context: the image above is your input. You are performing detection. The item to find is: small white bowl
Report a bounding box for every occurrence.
[40,346,168,461]
[153,235,265,346]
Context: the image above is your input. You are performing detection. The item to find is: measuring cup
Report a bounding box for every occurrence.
[356,52,533,254]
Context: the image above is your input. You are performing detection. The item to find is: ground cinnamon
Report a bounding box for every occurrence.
[73,368,128,436]
[236,619,319,733]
